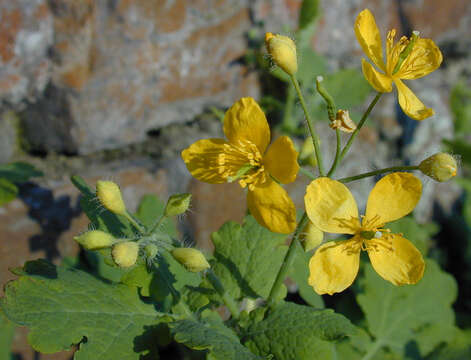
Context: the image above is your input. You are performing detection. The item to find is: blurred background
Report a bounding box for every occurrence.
[0,0,470,358]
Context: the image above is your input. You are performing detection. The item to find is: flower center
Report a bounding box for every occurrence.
[218,140,267,191]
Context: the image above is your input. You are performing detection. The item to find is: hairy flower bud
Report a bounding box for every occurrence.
[74,230,115,250]
[300,221,324,252]
[419,153,458,182]
[144,244,158,259]
[164,193,192,217]
[171,248,210,272]
[96,180,126,215]
[265,32,298,75]
[112,242,139,268]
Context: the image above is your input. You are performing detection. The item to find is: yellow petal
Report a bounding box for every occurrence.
[367,234,425,285]
[362,59,393,93]
[395,38,443,80]
[395,79,434,120]
[354,9,386,70]
[181,138,229,184]
[308,238,360,295]
[247,179,296,234]
[364,172,422,227]
[263,136,299,184]
[223,97,271,154]
[304,177,360,234]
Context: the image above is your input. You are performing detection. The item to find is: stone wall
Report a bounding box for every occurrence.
[1,0,470,358]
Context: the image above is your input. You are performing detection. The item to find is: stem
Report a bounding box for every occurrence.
[267,213,309,307]
[282,84,296,131]
[206,269,240,319]
[338,165,419,183]
[148,215,166,235]
[361,339,385,360]
[290,75,325,176]
[299,166,316,180]
[327,128,342,177]
[338,93,382,165]
[124,210,146,234]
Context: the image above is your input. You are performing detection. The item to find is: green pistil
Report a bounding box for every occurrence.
[227,163,256,183]
[360,230,376,240]
[392,31,419,75]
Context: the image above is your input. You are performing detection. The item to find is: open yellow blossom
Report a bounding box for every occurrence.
[182,97,298,234]
[355,9,442,120]
[305,172,425,295]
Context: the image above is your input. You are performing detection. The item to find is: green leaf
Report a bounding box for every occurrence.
[170,313,261,360]
[210,215,288,299]
[70,175,135,238]
[243,302,355,360]
[0,178,18,206]
[427,327,471,360]
[1,260,162,360]
[450,81,471,137]
[151,250,202,310]
[135,194,177,237]
[0,311,15,360]
[387,216,439,255]
[298,0,319,29]
[0,162,43,183]
[323,69,372,110]
[289,241,324,308]
[356,259,457,358]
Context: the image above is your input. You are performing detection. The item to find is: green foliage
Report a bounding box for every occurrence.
[0,162,42,206]
[387,216,439,255]
[243,302,355,359]
[136,194,177,237]
[170,311,261,360]
[289,241,324,308]
[0,260,163,360]
[352,259,457,358]
[0,311,15,360]
[450,80,471,137]
[298,0,320,30]
[0,178,18,206]
[210,215,288,300]
[427,327,471,360]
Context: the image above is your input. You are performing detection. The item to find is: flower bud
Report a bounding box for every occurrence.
[96,180,126,215]
[419,153,458,182]
[265,32,298,75]
[144,243,158,259]
[300,221,323,252]
[112,242,139,268]
[74,230,115,250]
[171,248,210,272]
[164,193,192,217]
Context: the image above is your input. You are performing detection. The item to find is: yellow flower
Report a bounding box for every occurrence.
[182,97,299,234]
[304,172,425,295]
[355,9,442,120]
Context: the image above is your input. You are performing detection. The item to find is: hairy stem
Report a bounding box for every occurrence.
[290,76,325,176]
[338,93,382,166]
[267,213,309,307]
[338,165,419,183]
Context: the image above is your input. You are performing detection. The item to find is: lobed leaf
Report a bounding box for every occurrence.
[355,259,457,358]
[1,260,163,360]
[210,215,288,300]
[243,302,355,360]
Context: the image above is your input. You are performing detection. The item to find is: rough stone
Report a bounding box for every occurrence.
[19,0,259,155]
[0,0,53,106]
[0,111,21,163]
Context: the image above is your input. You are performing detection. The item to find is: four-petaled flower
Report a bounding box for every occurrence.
[355,9,442,120]
[305,172,425,295]
[182,97,299,234]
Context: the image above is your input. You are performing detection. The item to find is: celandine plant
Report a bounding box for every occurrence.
[0,8,463,360]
